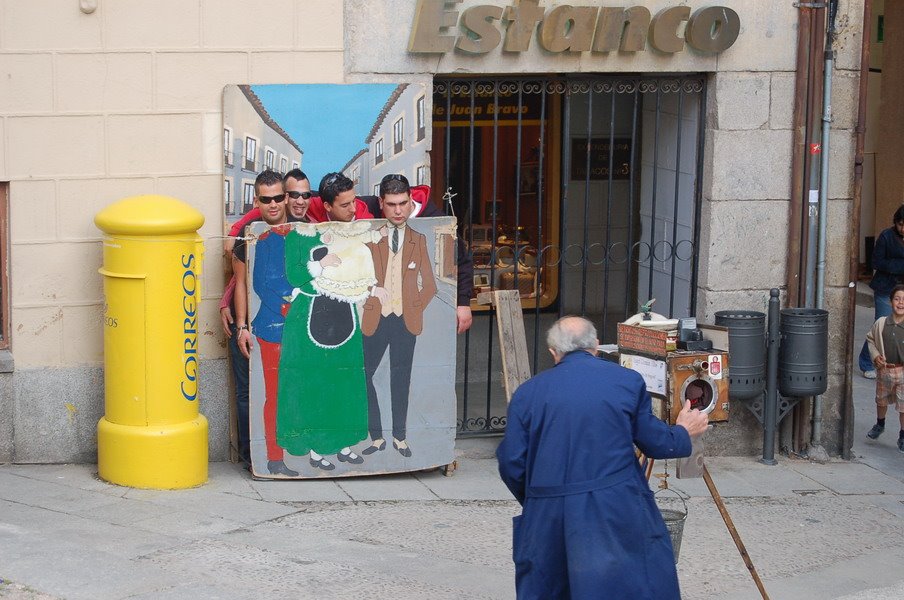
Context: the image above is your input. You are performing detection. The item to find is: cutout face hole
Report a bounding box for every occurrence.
[684,378,714,412]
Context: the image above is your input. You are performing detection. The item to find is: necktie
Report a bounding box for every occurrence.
[392,226,399,253]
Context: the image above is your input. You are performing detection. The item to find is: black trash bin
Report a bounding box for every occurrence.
[778,308,828,397]
[714,310,766,400]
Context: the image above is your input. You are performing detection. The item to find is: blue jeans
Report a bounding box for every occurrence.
[859,293,892,372]
[228,322,250,463]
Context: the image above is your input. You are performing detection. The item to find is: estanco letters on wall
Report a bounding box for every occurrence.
[409,0,741,55]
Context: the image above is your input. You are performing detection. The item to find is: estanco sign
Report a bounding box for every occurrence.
[409,0,741,55]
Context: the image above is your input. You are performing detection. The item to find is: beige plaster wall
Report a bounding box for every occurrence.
[0,0,345,369]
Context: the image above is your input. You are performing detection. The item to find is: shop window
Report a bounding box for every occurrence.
[393,117,404,154]
[244,136,257,171]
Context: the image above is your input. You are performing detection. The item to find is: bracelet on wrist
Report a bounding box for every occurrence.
[237,325,249,331]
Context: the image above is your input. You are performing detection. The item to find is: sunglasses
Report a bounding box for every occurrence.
[287,191,313,200]
[382,174,406,183]
[258,194,286,205]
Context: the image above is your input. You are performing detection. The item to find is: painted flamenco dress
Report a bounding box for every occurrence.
[277,221,381,471]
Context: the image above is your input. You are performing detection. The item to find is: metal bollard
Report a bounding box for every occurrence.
[94,195,208,489]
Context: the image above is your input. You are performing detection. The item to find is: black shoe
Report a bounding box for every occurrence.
[393,438,412,458]
[338,450,364,464]
[898,436,904,453]
[867,424,885,440]
[309,457,335,471]
[267,460,299,477]
[361,439,386,455]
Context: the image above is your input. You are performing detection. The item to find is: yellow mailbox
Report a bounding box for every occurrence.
[95,195,208,489]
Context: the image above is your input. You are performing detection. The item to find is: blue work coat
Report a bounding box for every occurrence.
[496,350,692,600]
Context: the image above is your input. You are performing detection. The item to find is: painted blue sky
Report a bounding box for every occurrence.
[251,84,397,188]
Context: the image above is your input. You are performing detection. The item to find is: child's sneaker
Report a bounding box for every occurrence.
[867,423,884,440]
[863,370,877,379]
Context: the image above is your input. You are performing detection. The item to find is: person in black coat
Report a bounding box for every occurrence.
[858,205,904,378]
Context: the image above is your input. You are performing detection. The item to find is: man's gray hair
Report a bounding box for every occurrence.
[546,316,598,355]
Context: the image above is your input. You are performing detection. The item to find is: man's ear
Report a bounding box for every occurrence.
[549,347,560,364]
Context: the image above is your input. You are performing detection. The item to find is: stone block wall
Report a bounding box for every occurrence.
[695,0,864,454]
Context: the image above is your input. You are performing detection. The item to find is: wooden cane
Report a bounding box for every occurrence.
[702,464,770,600]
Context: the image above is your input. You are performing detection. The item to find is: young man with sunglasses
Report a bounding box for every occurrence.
[231,169,300,476]
[219,170,313,466]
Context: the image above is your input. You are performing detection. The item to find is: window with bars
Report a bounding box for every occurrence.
[244,136,257,171]
[416,96,426,142]
[242,182,255,214]
[432,75,706,435]
[224,179,234,215]
[393,117,404,154]
[224,128,233,166]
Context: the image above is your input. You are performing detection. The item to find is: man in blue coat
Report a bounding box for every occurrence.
[497,316,709,599]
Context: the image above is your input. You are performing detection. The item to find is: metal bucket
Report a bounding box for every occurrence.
[655,489,688,563]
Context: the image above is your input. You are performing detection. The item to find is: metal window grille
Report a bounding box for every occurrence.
[432,75,707,435]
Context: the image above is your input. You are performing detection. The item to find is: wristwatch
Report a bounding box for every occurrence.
[237,325,249,332]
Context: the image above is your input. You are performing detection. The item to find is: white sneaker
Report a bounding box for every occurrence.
[863,370,877,379]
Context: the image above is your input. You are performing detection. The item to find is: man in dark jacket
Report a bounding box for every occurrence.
[496,316,708,600]
[858,205,904,378]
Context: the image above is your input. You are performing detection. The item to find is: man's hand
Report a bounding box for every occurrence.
[320,253,341,268]
[675,400,709,438]
[372,286,389,304]
[456,306,473,334]
[378,225,389,238]
[237,328,253,359]
[220,306,234,338]
[874,354,887,369]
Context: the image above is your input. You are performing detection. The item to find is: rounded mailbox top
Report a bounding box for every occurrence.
[95,195,205,236]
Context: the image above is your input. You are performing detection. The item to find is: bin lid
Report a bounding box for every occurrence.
[94,195,205,236]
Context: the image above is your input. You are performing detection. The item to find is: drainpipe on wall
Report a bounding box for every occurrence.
[788,2,827,456]
[786,7,812,306]
[810,0,840,459]
[842,0,873,460]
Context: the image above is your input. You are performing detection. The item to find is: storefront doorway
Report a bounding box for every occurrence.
[431,75,707,434]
